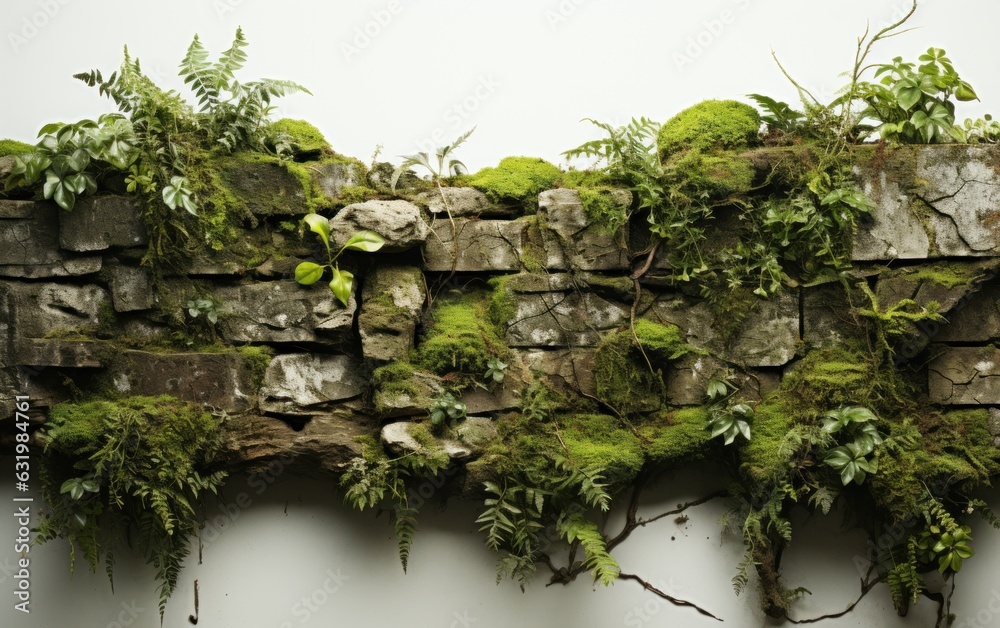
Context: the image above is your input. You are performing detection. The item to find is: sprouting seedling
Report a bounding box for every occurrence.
[294,214,385,306]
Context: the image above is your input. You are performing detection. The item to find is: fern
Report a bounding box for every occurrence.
[558,513,620,586]
[970,499,1000,529]
[887,537,924,612]
[393,503,419,573]
[807,486,839,515]
[732,545,754,595]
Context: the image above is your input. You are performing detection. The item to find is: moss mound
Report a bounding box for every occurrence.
[415,290,507,376]
[658,99,761,160]
[269,118,330,157]
[467,156,562,203]
[672,150,756,198]
[0,139,34,157]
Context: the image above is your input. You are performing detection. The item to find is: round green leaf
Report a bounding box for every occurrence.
[342,230,386,253]
[329,267,354,306]
[303,213,331,249]
[295,262,325,285]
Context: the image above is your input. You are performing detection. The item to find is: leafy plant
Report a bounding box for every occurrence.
[294,216,385,306]
[429,392,467,428]
[186,298,219,324]
[706,382,753,445]
[820,407,883,486]
[36,396,226,621]
[858,47,977,143]
[484,357,508,384]
[916,523,974,573]
[963,114,1000,143]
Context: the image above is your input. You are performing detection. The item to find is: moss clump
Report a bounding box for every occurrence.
[740,397,795,483]
[780,344,877,408]
[560,414,645,488]
[0,139,34,157]
[415,290,507,377]
[578,186,631,233]
[640,407,713,465]
[372,361,432,416]
[337,185,379,205]
[595,320,702,418]
[268,118,330,156]
[871,409,1000,522]
[560,169,613,189]
[466,156,562,203]
[237,345,274,389]
[672,150,755,199]
[657,99,761,160]
[899,261,984,289]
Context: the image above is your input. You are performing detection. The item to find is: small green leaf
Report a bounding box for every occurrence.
[330,267,354,306]
[295,262,325,286]
[342,230,385,253]
[303,214,331,250]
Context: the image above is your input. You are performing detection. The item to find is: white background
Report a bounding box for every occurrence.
[3,1,1000,626]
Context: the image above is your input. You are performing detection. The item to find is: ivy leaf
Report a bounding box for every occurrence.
[342,230,385,253]
[294,262,325,286]
[303,213,331,250]
[329,267,354,306]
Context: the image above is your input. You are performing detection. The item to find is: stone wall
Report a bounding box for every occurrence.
[3,145,1000,485]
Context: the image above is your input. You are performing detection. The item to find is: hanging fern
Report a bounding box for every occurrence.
[557,513,620,586]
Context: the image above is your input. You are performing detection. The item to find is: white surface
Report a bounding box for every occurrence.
[1,459,997,628]
[2,1,999,170]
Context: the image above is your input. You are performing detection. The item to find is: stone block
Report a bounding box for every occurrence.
[358,265,426,362]
[928,346,1000,405]
[329,200,428,252]
[109,350,256,413]
[109,265,155,312]
[59,195,147,251]
[260,353,366,416]
[216,281,356,346]
[422,219,528,272]
[505,292,629,347]
[538,188,630,271]
[0,200,101,277]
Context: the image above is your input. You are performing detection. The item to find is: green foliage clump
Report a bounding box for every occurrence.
[467,156,562,203]
[657,100,761,160]
[560,414,644,488]
[577,186,631,233]
[639,407,714,465]
[267,118,330,156]
[416,290,507,377]
[237,345,273,389]
[559,169,612,189]
[594,320,702,417]
[37,396,226,621]
[0,139,34,157]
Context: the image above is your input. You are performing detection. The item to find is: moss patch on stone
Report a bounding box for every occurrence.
[560,169,613,189]
[671,150,756,199]
[897,261,985,289]
[560,413,645,488]
[0,139,34,157]
[268,118,330,156]
[578,186,631,233]
[415,290,507,377]
[595,320,703,417]
[657,99,761,160]
[467,156,562,203]
[640,407,714,466]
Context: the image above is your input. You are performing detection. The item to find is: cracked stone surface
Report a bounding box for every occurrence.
[220,409,373,476]
[374,370,445,418]
[504,291,629,347]
[216,281,356,346]
[0,201,102,277]
[853,145,1000,260]
[310,161,363,199]
[928,346,1000,405]
[422,218,528,272]
[511,348,598,396]
[937,287,1000,343]
[665,354,727,405]
[538,189,630,271]
[13,339,103,368]
[260,353,366,415]
[109,265,155,312]
[329,200,429,252]
[59,195,147,252]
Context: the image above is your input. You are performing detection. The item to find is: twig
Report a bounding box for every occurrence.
[619,573,723,622]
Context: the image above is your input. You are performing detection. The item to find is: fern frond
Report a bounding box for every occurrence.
[393,503,419,573]
[558,513,620,586]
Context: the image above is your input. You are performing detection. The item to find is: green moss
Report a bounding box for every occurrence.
[0,139,34,157]
[780,344,877,408]
[415,290,507,376]
[640,407,713,465]
[578,186,631,233]
[487,276,517,333]
[657,99,761,160]
[872,409,1000,522]
[337,185,379,205]
[372,361,427,415]
[268,118,330,155]
[740,397,795,483]
[560,414,645,488]
[595,321,702,417]
[671,150,755,199]
[560,169,613,189]
[899,262,983,288]
[237,345,274,389]
[466,156,562,203]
